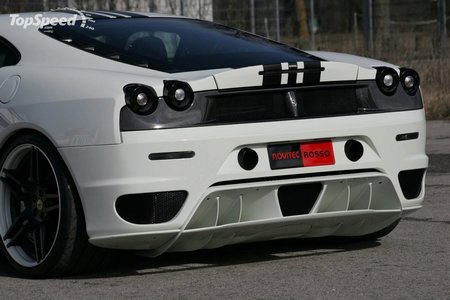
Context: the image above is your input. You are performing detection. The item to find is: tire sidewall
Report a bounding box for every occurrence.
[0,134,78,277]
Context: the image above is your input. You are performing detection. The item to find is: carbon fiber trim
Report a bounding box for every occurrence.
[119,81,423,131]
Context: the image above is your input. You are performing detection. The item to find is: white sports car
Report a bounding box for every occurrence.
[0,9,427,277]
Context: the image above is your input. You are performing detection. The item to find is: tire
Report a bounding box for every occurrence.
[0,133,111,277]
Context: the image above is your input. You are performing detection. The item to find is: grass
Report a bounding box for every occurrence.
[409,58,450,120]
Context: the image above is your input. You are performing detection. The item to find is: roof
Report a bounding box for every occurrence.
[53,9,185,20]
[0,9,186,30]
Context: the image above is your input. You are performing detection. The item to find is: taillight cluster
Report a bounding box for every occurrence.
[376,67,420,96]
[124,81,194,115]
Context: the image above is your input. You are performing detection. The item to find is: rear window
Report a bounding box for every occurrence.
[40,18,317,73]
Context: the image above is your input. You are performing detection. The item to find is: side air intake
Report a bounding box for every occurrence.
[116,191,187,224]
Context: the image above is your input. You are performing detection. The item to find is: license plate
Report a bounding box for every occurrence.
[268,140,335,170]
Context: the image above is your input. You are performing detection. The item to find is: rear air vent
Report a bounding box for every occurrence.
[116,191,187,224]
[398,169,426,199]
[278,183,322,216]
[205,87,360,123]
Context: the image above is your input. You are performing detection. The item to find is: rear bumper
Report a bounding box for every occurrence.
[58,110,427,251]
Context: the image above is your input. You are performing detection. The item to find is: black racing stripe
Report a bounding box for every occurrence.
[287,63,298,85]
[303,61,322,85]
[262,64,282,87]
[260,61,324,87]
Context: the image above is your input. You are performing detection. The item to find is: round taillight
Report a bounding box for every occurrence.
[124,84,158,115]
[400,68,420,95]
[376,67,399,95]
[164,81,194,111]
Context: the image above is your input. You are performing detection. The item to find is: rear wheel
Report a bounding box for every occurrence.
[0,134,110,277]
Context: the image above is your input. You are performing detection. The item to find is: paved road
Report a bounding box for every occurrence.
[0,121,449,299]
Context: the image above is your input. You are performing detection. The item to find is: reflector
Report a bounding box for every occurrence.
[136,92,148,106]
[174,88,186,102]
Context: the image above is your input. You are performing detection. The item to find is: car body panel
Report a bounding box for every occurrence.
[58,109,426,251]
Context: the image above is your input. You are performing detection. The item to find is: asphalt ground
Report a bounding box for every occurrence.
[0,121,449,299]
